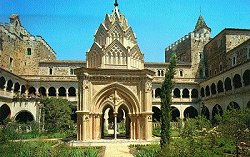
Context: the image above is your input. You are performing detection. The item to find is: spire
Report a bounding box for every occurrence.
[194,16,211,32]
[114,0,118,7]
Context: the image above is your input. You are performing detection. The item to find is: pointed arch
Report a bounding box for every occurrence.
[93,83,139,114]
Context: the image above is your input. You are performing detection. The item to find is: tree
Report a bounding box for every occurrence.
[217,109,250,157]
[40,98,73,132]
[160,53,176,148]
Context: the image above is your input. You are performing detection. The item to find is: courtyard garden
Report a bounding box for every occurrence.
[131,108,250,157]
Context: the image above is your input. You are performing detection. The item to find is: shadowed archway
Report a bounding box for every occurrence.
[15,110,34,123]
[0,104,11,123]
[184,106,198,118]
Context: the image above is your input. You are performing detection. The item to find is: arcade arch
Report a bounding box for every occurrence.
[0,76,5,89]
[184,106,198,118]
[0,104,11,122]
[152,106,161,122]
[243,70,250,86]
[212,104,223,119]
[15,110,34,123]
[201,105,210,119]
[171,106,180,121]
[227,101,240,110]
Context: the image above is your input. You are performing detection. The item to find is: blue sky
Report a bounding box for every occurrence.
[0,0,249,62]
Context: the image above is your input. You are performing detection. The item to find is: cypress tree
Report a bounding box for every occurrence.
[160,53,176,148]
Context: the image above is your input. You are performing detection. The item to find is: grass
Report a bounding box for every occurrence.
[0,141,102,157]
[130,144,160,157]
[153,126,180,137]
[12,130,76,140]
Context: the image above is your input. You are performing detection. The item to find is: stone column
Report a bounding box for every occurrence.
[136,115,140,139]
[56,88,59,98]
[46,88,49,97]
[77,113,82,141]
[66,88,69,99]
[189,89,192,101]
[35,88,39,96]
[114,113,118,139]
[231,77,234,90]
[95,114,101,139]
[3,81,7,91]
[130,115,136,140]
[180,89,183,101]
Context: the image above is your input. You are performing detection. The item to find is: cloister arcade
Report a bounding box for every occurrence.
[0,71,78,123]
[0,74,78,99]
[200,69,250,99]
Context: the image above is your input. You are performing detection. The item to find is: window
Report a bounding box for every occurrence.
[49,68,53,75]
[214,70,217,75]
[179,70,183,77]
[219,63,223,72]
[70,69,74,75]
[27,48,31,55]
[209,70,212,77]
[161,70,164,76]
[232,56,237,66]
[9,57,13,67]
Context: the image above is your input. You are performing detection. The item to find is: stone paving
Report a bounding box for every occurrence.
[70,138,160,157]
[104,143,133,157]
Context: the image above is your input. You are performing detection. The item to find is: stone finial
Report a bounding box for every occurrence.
[114,0,118,7]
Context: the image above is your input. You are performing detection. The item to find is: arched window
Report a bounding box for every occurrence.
[6,80,13,91]
[200,87,205,97]
[233,74,242,89]
[58,87,66,96]
[0,76,6,89]
[48,87,56,96]
[243,70,250,86]
[205,85,210,96]
[173,88,180,98]
[217,80,224,93]
[21,85,26,95]
[14,82,20,93]
[191,89,198,98]
[211,83,216,95]
[28,87,36,96]
[182,88,189,98]
[155,88,161,98]
[224,77,232,91]
[68,87,76,96]
[38,87,46,96]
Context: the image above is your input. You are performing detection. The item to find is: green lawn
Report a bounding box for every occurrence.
[0,141,103,157]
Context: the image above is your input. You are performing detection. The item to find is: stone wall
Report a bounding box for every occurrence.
[0,15,56,76]
[204,29,250,78]
[165,32,210,79]
[226,39,250,70]
[38,61,86,76]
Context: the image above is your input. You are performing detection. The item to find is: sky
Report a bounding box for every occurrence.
[0,0,250,62]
